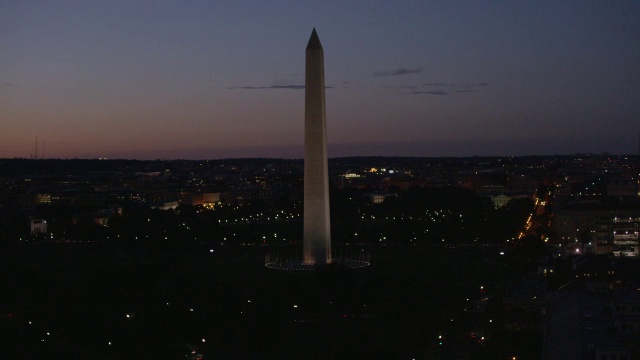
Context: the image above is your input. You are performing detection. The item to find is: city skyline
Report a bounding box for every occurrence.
[2,1,640,159]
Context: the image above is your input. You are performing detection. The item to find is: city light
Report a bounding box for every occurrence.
[5,147,638,357]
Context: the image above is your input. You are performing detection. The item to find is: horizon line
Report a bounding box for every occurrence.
[2,152,639,162]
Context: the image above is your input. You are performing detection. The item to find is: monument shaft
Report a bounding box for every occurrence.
[303,29,331,265]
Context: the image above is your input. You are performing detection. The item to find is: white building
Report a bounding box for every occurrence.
[30,218,47,234]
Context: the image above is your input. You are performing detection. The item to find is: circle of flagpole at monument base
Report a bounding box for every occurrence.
[265,249,371,271]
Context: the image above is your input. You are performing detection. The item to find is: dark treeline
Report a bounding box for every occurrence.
[1,186,532,251]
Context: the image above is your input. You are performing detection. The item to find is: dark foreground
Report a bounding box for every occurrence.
[0,242,541,359]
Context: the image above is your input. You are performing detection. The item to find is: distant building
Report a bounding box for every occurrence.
[595,215,639,256]
[30,218,47,234]
[491,194,512,208]
[365,191,397,204]
[93,209,117,226]
[36,193,51,204]
[147,191,178,207]
[553,201,640,253]
[461,173,506,197]
[542,258,640,360]
[178,192,220,206]
[553,207,601,244]
[607,178,639,198]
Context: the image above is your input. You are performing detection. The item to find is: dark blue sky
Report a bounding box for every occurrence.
[2,1,639,159]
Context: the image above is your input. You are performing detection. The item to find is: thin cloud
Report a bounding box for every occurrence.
[423,82,488,88]
[227,85,333,90]
[398,90,449,95]
[423,82,458,87]
[267,85,305,90]
[227,85,304,90]
[373,67,423,77]
[386,81,488,95]
[383,82,488,95]
[382,85,419,89]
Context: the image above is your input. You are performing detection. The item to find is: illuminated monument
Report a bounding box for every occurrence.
[265,29,369,270]
[303,28,331,266]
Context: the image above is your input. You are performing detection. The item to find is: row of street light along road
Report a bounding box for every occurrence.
[517,187,553,242]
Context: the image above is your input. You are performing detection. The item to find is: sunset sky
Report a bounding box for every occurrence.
[2,1,639,159]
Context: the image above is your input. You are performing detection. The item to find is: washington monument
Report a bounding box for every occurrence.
[303,28,331,266]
